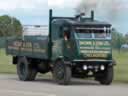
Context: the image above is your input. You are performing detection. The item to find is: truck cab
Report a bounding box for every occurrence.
[50,10,114,85]
[51,19,112,61]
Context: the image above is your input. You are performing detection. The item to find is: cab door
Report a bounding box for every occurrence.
[63,26,76,60]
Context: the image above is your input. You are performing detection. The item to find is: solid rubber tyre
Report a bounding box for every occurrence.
[17,57,37,81]
[53,60,72,85]
[98,66,113,85]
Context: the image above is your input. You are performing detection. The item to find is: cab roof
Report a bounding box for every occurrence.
[52,18,111,27]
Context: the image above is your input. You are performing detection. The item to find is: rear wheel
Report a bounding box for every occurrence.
[17,57,37,81]
[96,66,113,85]
[53,60,71,85]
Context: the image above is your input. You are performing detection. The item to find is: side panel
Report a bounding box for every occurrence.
[6,38,48,59]
[52,39,63,60]
[63,39,78,60]
[52,39,78,61]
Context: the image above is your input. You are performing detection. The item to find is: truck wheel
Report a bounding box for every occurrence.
[53,60,71,85]
[98,66,113,85]
[17,57,37,81]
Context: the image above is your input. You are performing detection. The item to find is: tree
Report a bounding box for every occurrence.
[0,15,22,37]
[112,28,125,51]
[124,33,128,44]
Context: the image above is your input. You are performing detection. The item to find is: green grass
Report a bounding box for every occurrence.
[0,49,16,74]
[113,50,128,83]
[0,49,128,83]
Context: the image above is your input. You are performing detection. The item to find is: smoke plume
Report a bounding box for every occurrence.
[76,0,124,21]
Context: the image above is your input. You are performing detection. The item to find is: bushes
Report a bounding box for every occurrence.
[0,37,6,48]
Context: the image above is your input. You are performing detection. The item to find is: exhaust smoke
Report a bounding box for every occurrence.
[76,0,125,21]
[76,0,128,33]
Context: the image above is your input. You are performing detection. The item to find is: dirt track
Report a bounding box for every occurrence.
[0,74,128,96]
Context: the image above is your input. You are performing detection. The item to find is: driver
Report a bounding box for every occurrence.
[64,28,70,41]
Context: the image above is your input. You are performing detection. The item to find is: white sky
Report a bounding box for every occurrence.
[0,0,127,11]
[0,0,47,11]
[0,0,127,14]
[0,0,80,24]
[48,0,80,8]
[0,0,127,33]
[0,0,79,11]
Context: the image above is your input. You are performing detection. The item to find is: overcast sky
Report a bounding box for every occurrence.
[0,0,127,33]
[0,0,79,24]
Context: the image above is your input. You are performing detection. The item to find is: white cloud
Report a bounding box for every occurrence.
[48,0,80,8]
[0,0,47,11]
[48,0,64,8]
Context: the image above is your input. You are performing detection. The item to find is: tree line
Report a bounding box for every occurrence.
[112,28,127,50]
[0,15,22,37]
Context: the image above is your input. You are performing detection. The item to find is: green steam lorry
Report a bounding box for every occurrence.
[6,9,115,85]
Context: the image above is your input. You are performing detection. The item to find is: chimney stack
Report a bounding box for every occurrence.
[91,10,94,21]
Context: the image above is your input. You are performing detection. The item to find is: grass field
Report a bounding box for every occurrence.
[113,50,128,83]
[0,49,16,74]
[0,49,128,83]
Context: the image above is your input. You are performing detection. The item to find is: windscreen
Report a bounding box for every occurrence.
[75,27,111,39]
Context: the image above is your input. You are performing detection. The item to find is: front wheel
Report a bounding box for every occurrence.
[97,66,113,85]
[53,60,72,85]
